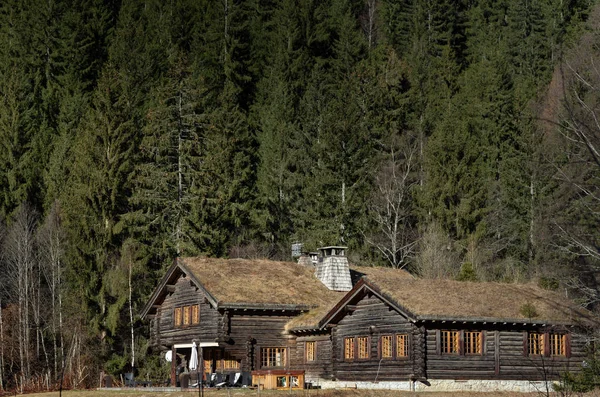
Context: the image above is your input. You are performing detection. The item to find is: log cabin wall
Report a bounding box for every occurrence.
[226,312,298,372]
[497,329,586,380]
[156,275,220,347]
[332,294,415,382]
[424,327,496,379]
[294,334,333,380]
[424,325,586,381]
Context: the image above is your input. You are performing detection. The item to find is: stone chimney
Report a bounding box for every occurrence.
[315,246,352,291]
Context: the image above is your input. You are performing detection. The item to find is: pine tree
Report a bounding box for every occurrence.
[131,54,206,262]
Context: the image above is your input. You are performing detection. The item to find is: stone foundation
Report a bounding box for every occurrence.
[307,378,558,392]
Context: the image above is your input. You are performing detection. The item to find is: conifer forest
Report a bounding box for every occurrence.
[0,0,599,392]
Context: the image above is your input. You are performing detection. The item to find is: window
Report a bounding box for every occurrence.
[276,376,287,388]
[262,347,286,367]
[528,332,544,356]
[344,337,355,360]
[550,334,566,356]
[380,336,393,359]
[174,307,182,326]
[465,331,482,355]
[358,336,369,359]
[183,306,190,325]
[397,334,409,357]
[192,305,200,324]
[441,331,459,354]
[174,305,199,327]
[305,341,316,362]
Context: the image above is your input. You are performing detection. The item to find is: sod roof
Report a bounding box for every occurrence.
[175,258,593,330]
[179,257,344,308]
[351,266,594,326]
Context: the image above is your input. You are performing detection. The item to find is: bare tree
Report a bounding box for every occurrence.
[365,140,418,269]
[0,216,5,391]
[37,201,66,381]
[553,13,600,268]
[3,203,38,379]
[415,221,459,279]
[360,0,378,50]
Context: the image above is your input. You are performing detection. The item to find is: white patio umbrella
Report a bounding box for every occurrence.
[189,341,199,371]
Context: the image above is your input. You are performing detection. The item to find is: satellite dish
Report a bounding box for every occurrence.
[164,350,173,362]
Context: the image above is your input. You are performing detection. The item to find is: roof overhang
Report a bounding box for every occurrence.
[218,302,314,312]
[417,315,583,328]
[140,258,219,319]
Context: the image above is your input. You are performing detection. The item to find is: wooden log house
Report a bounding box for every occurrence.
[141,248,596,391]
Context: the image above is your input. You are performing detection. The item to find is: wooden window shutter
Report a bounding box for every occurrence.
[543,333,550,357]
[565,333,572,358]
[458,330,464,355]
[481,331,486,356]
[522,331,528,356]
[436,330,441,355]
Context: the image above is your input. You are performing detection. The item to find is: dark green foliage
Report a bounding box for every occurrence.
[519,302,538,318]
[0,0,595,388]
[457,262,478,282]
[557,353,600,392]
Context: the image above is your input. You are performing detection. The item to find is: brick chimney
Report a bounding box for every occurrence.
[315,246,352,291]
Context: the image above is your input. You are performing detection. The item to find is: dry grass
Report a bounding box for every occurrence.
[358,267,596,325]
[181,257,345,307]
[180,257,595,328]
[26,388,599,397]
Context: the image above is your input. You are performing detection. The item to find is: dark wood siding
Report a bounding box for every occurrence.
[425,326,587,380]
[155,275,219,346]
[497,329,585,380]
[332,294,415,382]
[425,328,496,379]
[226,313,297,372]
[295,335,333,380]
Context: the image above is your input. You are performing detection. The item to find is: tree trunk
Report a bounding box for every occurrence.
[129,261,135,370]
[0,298,4,391]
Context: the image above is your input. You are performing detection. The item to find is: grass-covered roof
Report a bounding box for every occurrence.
[176,258,592,330]
[179,257,344,308]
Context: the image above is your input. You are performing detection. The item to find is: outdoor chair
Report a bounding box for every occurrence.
[229,372,242,387]
[207,372,216,387]
[123,372,136,387]
[215,373,228,388]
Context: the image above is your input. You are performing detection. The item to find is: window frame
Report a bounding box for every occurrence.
[183,305,191,325]
[379,335,393,359]
[305,341,316,363]
[261,347,287,368]
[527,332,545,356]
[440,330,460,355]
[525,332,569,357]
[464,331,482,355]
[344,337,355,361]
[174,307,182,327]
[191,304,200,324]
[549,334,566,357]
[357,336,370,360]
[396,334,410,358]
[173,304,200,327]
[437,330,484,356]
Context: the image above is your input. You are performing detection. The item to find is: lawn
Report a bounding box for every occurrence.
[17,389,572,397]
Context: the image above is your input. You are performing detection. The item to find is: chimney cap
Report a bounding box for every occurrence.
[318,246,347,257]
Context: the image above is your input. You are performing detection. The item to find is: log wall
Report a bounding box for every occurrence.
[155,275,220,346]
[294,334,333,380]
[226,313,297,372]
[425,326,587,380]
[331,294,415,382]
